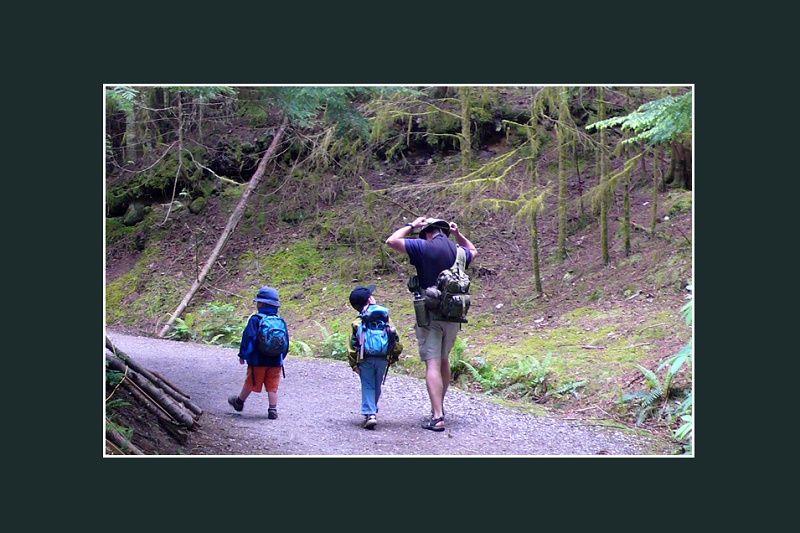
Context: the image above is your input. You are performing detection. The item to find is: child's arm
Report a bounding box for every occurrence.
[237,315,258,364]
[282,318,290,360]
[347,320,359,371]
[388,319,402,366]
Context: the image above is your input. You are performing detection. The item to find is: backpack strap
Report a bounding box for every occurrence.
[454,245,466,271]
[357,314,366,361]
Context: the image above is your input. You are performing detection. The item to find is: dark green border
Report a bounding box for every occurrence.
[61,24,734,521]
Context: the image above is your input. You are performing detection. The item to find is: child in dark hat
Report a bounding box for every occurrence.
[346,284,403,429]
[228,286,289,419]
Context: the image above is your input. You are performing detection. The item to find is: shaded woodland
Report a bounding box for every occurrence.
[105,85,693,455]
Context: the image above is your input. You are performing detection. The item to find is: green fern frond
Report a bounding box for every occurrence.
[106,399,130,410]
[290,340,312,356]
[587,92,692,145]
[552,380,588,397]
[641,388,664,409]
[674,415,693,441]
[634,363,661,389]
[106,86,139,115]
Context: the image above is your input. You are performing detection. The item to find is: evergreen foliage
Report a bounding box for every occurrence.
[587,91,692,145]
[105,85,139,115]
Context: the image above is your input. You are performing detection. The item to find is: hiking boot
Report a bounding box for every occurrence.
[268,408,278,420]
[228,396,244,412]
[363,414,377,430]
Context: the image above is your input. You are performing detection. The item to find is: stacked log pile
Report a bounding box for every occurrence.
[105,337,203,455]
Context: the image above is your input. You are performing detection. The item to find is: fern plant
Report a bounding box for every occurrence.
[622,282,693,432]
[462,358,502,391]
[623,363,674,425]
[316,321,348,360]
[449,338,470,382]
[289,339,313,357]
[668,282,693,451]
[197,302,245,347]
[166,317,195,341]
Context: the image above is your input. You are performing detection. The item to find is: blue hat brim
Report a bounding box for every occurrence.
[253,298,281,307]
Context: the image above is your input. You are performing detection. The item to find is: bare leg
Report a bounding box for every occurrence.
[425,358,446,425]
[267,391,278,406]
[440,357,450,412]
[238,386,252,402]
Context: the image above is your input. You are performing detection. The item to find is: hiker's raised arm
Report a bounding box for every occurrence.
[386,216,427,253]
[450,222,477,259]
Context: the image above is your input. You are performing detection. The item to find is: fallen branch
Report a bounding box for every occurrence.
[121,378,193,444]
[106,350,198,428]
[106,337,202,416]
[106,439,125,456]
[150,370,192,402]
[637,323,667,334]
[106,427,144,455]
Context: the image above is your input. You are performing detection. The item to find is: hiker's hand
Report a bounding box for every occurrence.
[353,367,361,375]
[450,221,460,235]
[410,216,427,230]
[238,357,245,365]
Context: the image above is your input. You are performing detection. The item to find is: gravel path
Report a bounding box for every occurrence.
[107,329,672,456]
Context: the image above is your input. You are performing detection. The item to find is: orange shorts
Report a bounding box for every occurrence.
[243,366,281,393]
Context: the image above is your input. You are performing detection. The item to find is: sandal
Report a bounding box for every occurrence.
[422,416,445,432]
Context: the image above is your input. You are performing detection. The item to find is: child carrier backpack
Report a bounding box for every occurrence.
[433,245,471,322]
[357,304,395,359]
[256,313,289,356]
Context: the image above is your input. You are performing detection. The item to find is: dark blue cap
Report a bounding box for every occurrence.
[349,284,376,311]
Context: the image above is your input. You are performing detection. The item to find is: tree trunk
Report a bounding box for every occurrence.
[532,212,542,294]
[623,165,631,256]
[673,141,691,190]
[665,139,692,190]
[573,140,585,223]
[651,144,660,233]
[556,122,568,261]
[158,116,289,338]
[598,87,610,265]
[460,87,471,175]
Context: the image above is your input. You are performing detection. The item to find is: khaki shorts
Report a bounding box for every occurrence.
[415,320,461,361]
[244,366,282,393]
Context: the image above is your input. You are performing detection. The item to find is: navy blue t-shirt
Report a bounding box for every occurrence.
[405,233,473,290]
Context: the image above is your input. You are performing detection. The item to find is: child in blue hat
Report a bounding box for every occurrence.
[228,286,289,419]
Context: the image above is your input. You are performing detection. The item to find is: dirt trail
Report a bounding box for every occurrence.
[106,330,673,456]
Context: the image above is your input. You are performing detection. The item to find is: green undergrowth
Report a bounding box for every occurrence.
[106,246,184,327]
[430,298,685,411]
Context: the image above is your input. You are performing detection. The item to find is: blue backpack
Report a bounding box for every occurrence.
[357,305,394,359]
[256,313,289,357]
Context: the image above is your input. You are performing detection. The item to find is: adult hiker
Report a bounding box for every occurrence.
[385,216,477,432]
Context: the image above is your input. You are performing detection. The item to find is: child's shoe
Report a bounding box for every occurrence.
[228,396,244,412]
[362,414,377,429]
[268,408,278,419]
